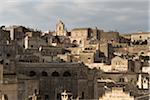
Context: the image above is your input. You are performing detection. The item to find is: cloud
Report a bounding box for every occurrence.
[0,0,149,33]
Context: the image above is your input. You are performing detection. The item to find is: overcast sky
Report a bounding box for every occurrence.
[0,0,149,33]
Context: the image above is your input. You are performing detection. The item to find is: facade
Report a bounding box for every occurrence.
[79,52,95,64]
[5,26,30,40]
[85,63,112,72]
[100,31,119,42]
[131,32,150,42]
[15,62,98,100]
[100,72,137,84]
[99,43,114,64]
[99,87,134,100]
[137,73,149,89]
[70,28,103,48]
[24,36,47,49]
[111,56,134,72]
[70,28,89,48]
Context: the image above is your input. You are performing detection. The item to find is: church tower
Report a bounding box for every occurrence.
[56,20,66,36]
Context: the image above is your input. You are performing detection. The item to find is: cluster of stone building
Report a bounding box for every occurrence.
[0,20,149,100]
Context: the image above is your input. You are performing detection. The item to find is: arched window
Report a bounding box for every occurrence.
[51,71,60,77]
[63,71,71,77]
[41,71,48,77]
[29,71,36,77]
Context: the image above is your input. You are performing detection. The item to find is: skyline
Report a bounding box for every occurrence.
[0,0,149,33]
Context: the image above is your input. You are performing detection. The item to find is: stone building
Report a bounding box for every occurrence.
[137,73,149,90]
[99,87,134,100]
[0,28,11,59]
[42,33,72,48]
[15,62,99,100]
[70,28,89,48]
[99,72,149,90]
[99,43,114,64]
[131,32,150,42]
[100,31,119,43]
[85,63,112,72]
[100,72,138,84]
[0,29,10,44]
[24,36,47,49]
[0,38,18,65]
[25,31,41,38]
[0,63,18,100]
[5,26,30,40]
[70,28,103,48]
[119,34,131,44]
[111,56,134,72]
[120,34,131,40]
[79,51,95,64]
[128,45,149,55]
[0,21,149,100]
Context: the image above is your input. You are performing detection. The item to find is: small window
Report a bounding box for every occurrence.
[79,40,82,44]
[6,53,10,57]
[139,36,142,38]
[0,59,4,64]
[63,71,71,77]
[143,79,147,83]
[130,79,134,83]
[31,45,33,47]
[67,32,71,36]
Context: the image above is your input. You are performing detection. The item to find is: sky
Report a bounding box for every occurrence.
[0,0,149,33]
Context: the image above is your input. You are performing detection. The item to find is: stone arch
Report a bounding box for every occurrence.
[63,71,71,77]
[51,71,60,77]
[72,40,77,44]
[29,71,36,77]
[41,71,48,77]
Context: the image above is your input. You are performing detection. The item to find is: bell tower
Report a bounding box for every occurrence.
[56,20,65,36]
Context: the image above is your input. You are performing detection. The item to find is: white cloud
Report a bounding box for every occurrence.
[0,0,149,33]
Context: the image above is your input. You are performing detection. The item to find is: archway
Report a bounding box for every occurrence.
[63,71,71,77]
[51,71,60,77]
[29,71,36,77]
[41,71,48,77]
